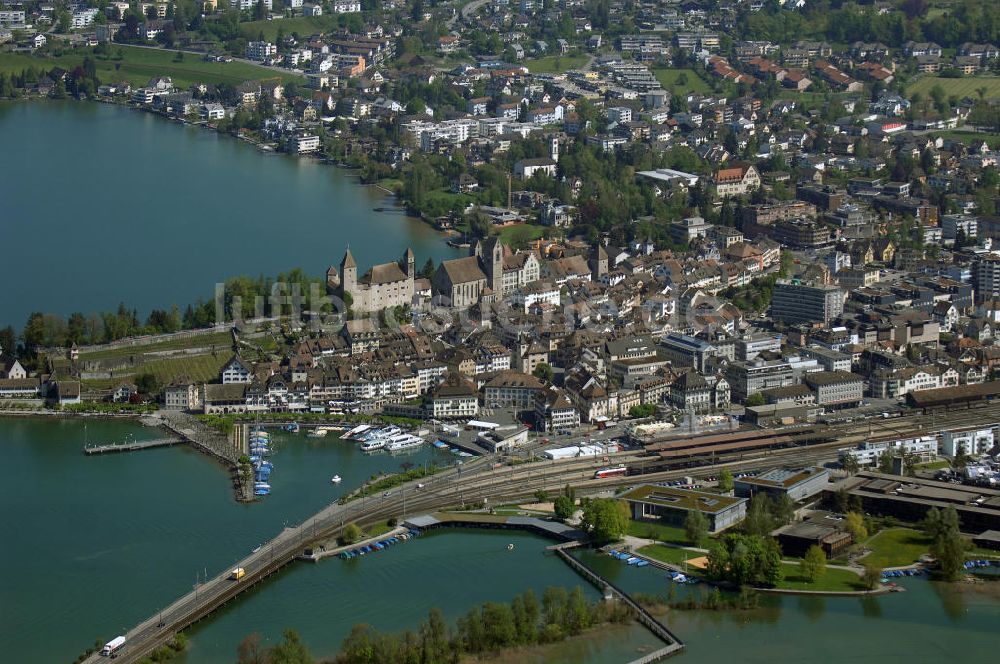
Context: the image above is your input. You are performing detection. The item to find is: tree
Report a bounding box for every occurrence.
[553,495,575,519]
[340,522,362,545]
[421,257,436,278]
[744,392,765,407]
[926,506,966,580]
[684,508,709,546]
[134,372,160,396]
[862,563,882,590]
[743,494,778,537]
[534,489,549,504]
[237,632,265,664]
[877,450,895,474]
[841,453,860,476]
[532,363,554,383]
[718,468,734,493]
[844,511,867,543]
[266,629,314,664]
[628,403,657,418]
[707,533,783,587]
[466,209,492,239]
[0,326,16,357]
[800,545,827,583]
[580,498,629,543]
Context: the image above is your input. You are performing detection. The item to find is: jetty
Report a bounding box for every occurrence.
[83,438,181,455]
[550,542,684,662]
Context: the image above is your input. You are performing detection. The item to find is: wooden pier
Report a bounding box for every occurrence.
[550,543,685,662]
[83,438,181,455]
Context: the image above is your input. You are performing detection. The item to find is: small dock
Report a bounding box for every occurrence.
[550,543,685,662]
[84,438,181,455]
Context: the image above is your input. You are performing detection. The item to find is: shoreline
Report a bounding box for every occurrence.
[0,95,457,329]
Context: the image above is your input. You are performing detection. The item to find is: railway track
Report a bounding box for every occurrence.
[82,403,1000,663]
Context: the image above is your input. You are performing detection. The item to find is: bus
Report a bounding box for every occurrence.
[593,465,628,479]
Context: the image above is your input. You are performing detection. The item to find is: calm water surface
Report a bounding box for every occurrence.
[0,100,460,327]
[3,417,1000,663]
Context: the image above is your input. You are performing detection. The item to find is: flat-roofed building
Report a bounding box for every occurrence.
[735,466,830,502]
[621,485,747,533]
[773,518,853,557]
[771,281,844,325]
[735,333,782,361]
[940,427,994,457]
[831,471,1000,533]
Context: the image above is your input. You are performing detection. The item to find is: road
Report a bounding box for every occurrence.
[82,401,1000,662]
[446,0,490,29]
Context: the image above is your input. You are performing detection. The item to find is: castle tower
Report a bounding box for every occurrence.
[340,248,357,298]
[325,265,341,292]
[404,247,415,278]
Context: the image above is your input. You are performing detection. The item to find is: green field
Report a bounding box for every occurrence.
[0,45,298,89]
[496,223,547,247]
[78,331,234,361]
[523,54,589,74]
[638,543,703,565]
[929,130,1000,147]
[626,519,691,545]
[862,528,932,569]
[907,75,1000,100]
[652,68,712,94]
[241,15,344,42]
[776,563,866,592]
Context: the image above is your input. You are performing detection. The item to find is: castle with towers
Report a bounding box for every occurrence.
[326,247,416,315]
[327,238,544,314]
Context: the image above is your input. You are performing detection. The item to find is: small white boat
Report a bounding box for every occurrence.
[330,475,342,483]
[307,427,330,438]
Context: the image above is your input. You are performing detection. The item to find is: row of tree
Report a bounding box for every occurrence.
[315,586,629,664]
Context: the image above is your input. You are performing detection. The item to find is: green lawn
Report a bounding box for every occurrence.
[638,543,702,566]
[776,563,866,592]
[0,45,298,89]
[523,54,589,74]
[240,15,344,42]
[863,528,932,568]
[652,67,712,94]
[913,460,952,471]
[929,130,1000,147]
[907,75,1000,100]
[626,519,691,545]
[78,331,234,361]
[496,223,547,247]
[364,521,394,538]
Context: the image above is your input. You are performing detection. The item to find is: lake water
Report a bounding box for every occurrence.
[0,100,460,328]
[4,418,1000,663]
